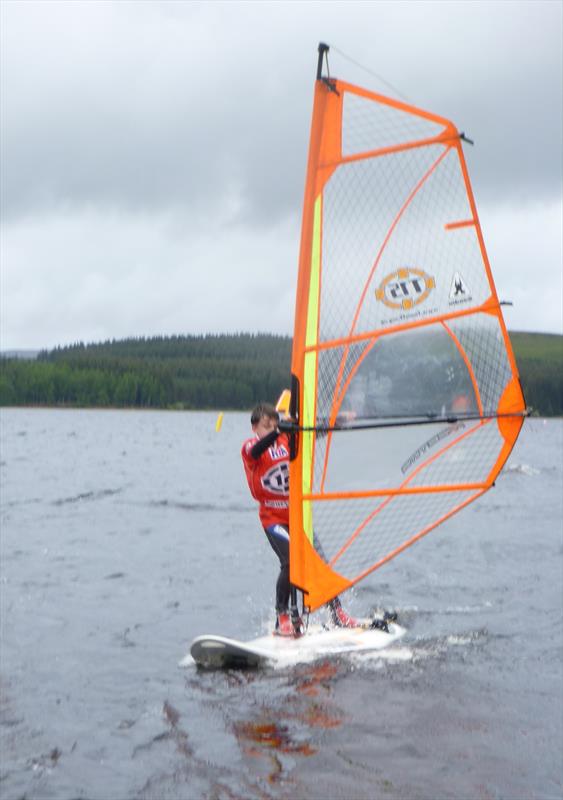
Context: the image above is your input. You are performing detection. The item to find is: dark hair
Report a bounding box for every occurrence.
[250,403,279,426]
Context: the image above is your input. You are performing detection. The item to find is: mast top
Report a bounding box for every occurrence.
[316,42,329,81]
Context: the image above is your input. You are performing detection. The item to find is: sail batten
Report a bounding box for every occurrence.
[304,484,490,500]
[289,51,526,611]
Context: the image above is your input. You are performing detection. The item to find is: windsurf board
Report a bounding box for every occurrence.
[182,621,405,669]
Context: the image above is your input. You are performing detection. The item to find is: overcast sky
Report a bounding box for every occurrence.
[1,0,561,350]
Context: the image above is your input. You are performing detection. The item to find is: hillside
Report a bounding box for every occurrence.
[0,334,292,410]
[509,332,562,416]
[508,332,562,360]
[0,331,561,415]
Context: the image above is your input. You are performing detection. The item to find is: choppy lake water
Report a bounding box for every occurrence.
[0,409,562,800]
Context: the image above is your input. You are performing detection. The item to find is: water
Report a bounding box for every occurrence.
[0,409,561,800]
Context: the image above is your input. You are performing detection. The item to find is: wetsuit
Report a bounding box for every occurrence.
[241,429,292,613]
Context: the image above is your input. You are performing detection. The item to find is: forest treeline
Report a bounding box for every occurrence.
[0,332,561,416]
[0,334,292,411]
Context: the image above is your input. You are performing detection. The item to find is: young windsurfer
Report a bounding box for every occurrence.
[241,402,358,637]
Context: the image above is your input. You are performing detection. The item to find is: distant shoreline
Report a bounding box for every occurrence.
[1,407,559,420]
[2,330,562,359]
[1,331,561,416]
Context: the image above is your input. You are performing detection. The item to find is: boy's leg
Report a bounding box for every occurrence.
[264,524,290,613]
[328,595,358,627]
[264,525,303,635]
[289,585,303,634]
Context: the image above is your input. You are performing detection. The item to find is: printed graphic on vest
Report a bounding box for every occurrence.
[261,463,289,494]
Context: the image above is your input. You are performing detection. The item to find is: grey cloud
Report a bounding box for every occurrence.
[2,1,560,228]
[1,1,310,226]
[1,0,561,349]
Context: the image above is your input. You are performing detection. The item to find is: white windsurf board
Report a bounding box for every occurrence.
[181,621,405,669]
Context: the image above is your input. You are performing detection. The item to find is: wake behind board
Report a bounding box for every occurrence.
[182,622,405,669]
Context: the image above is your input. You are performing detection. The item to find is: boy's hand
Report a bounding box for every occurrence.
[278,418,297,433]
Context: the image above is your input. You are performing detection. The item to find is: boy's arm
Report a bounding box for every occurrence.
[249,428,279,460]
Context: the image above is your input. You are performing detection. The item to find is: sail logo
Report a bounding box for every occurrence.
[401,423,465,474]
[448,272,472,306]
[262,463,289,495]
[376,268,436,311]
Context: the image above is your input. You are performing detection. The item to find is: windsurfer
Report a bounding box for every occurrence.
[241,402,358,637]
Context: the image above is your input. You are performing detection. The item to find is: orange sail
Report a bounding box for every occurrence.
[288,44,526,611]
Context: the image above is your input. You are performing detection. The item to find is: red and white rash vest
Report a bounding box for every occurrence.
[241,432,290,528]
